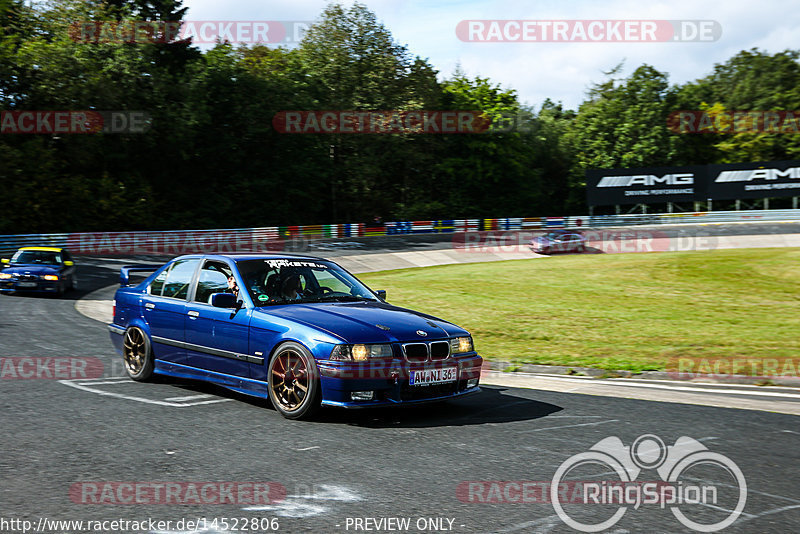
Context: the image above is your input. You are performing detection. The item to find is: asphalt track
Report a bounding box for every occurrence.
[1,223,800,534]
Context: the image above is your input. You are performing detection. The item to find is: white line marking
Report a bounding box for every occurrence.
[76,376,131,383]
[547,415,605,419]
[695,501,757,519]
[495,514,563,533]
[735,504,800,523]
[530,373,800,391]
[300,485,362,502]
[296,446,320,451]
[242,501,326,518]
[59,380,232,407]
[242,484,362,517]
[519,374,800,399]
[74,380,135,386]
[163,394,215,401]
[186,399,232,406]
[520,419,619,433]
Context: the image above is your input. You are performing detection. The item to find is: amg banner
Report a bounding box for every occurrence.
[586,165,706,206]
[708,160,800,200]
[587,160,800,205]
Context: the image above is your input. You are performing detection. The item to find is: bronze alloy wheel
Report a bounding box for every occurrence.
[123,326,154,381]
[268,342,320,419]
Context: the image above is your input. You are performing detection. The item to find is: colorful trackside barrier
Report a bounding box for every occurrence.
[2,210,799,256]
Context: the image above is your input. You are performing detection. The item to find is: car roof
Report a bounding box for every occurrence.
[173,253,329,262]
[18,246,64,252]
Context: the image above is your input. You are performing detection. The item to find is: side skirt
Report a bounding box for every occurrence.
[154,360,270,400]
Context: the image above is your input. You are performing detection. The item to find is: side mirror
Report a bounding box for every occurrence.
[1,258,8,265]
[375,289,387,301]
[64,260,74,267]
[210,292,237,308]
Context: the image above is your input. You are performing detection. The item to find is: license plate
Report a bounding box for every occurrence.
[17,282,37,288]
[410,367,457,386]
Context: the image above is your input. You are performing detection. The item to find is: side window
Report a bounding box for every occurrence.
[313,269,352,293]
[195,261,232,303]
[162,259,199,300]
[149,267,169,296]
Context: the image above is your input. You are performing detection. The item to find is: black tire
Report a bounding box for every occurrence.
[123,326,155,381]
[267,342,321,420]
[69,275,77,291]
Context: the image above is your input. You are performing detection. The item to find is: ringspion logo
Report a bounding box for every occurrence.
[551,435,746,532]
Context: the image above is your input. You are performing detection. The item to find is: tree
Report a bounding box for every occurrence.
[563,64,680,210]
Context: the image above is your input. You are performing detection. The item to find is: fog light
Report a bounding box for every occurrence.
[351,391,374,401]
[466,378,479,388]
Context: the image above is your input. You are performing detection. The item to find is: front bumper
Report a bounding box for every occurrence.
[0,279,61,293]
[317,353,483,408]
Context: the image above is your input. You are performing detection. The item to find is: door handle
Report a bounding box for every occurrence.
[187,311,199,317]
[145,303,155,309]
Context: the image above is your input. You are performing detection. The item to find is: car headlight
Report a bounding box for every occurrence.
[0,273,12,279]
[330,344,393,361]
[450,336,474,354]
[43,274,59,281]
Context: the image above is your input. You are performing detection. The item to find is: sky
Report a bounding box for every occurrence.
[181,0,800,111]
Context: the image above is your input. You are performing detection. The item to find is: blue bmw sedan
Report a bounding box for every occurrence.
[0,246,77,296]
[108,254,483,419]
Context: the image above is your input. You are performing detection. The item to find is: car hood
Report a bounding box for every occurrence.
[2,264,60,275]
[254,301,467,343]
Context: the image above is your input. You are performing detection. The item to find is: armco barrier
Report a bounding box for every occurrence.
[1,210,799,257]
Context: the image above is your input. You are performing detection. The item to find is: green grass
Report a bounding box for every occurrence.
[359,248,800,373]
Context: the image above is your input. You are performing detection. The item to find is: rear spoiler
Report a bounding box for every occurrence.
[120,265,162,286]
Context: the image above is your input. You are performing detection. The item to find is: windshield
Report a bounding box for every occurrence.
[11,250,62,265]
[236,258,379,306]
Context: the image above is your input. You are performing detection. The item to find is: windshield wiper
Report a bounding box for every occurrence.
[315,295,374,302]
